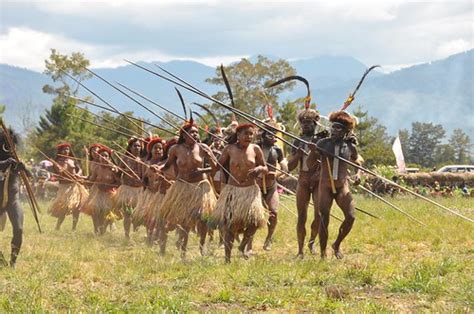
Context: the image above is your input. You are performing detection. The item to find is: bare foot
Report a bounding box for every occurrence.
[238,245,249,259]
[320,249,327,260]
[296,252,304,260]
[308,240,316,255]
[332,243,344,259]
[263,239,272,251]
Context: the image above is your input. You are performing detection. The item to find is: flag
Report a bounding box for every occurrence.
[392,136,406,173]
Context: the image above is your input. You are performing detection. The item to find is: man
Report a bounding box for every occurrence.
[287,109,328,258]
[213,124,268,263]
[0,127,28,267]
[310,110,362,259]
[254,125,287,251]
[159,122,218,258]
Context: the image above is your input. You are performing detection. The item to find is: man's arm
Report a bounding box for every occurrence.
[287,139,303,172]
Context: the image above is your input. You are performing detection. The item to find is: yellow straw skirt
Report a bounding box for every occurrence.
[88,188,120,221]
[143,191,164,228]
[48,182,89,218]
[131,189,155,227]
[212,184,267,233]
[81,184,99,216]
[114,185,142,215]
[159,179,216,229]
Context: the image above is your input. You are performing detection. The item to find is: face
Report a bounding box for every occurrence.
[262,131,276,145]
[185,126,200,143]
[237,127,255,146]
[130,140,142,156]
[330,123,347,140]
[151,142,164,159]
[90,146,100,160]
[99,151,110,163]
[300,118,316,135]
[59,146,70,156]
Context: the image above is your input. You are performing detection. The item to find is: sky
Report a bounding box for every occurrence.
[0,0,472,72]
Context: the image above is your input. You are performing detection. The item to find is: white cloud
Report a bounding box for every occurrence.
[435,39,474,59]
[0,27,246,71]
[0,27,104,71]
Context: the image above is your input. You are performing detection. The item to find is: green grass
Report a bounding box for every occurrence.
[0,196,472,312]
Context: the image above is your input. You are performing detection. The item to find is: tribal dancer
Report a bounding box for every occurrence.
[139,137,166,243]
[310,111,362,259]
[254,123,286,251]
[0,128,29,267]
[159,122,217,258]
[287,109,328,258]
[83,146,121,234]
[48,143,88,231]
[115,137,144,238]
[149,138,177,253]
[213,124,268,263]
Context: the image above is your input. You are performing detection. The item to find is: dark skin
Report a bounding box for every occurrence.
[143,142,164,244]
[311,123,361,259]
[160,126,217,258]
[54,146,83,231]
[249,131,286,252]
[88,151,121,234]
[287,118,324,258]
[217,127,268,263]
[0,151,30,268]
[120,140,143,238]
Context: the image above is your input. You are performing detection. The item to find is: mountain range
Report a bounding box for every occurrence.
[1,50,472,138]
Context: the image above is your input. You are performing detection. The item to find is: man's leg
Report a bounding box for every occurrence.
[308,182,321,254]
[197,220,208,256]
[224,227,234,263]
[239,225,258,259]
[263,187,279,251]
[318,185,334,259]
[7,201,24,268]
[332,183,356,259]
[296,178,311,258]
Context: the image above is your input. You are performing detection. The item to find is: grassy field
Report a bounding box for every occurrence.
[0,195,472,312]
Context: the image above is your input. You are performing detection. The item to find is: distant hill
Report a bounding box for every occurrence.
[1,51,472,138]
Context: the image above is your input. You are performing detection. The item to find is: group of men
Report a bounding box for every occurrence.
[0,105,363,267]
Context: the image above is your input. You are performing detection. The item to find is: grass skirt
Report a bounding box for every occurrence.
[159,180,216,229]
[131,189,155,227]
[114,185,142,216]
[212,184,267,233]
[48,183,89,218]
[145,191,166,228]
[86,188,120,221]
[81,185,99,216]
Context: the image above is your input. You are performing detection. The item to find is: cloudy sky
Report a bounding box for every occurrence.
[1,0,472,72]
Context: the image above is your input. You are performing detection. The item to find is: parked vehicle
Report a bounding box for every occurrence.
[437,165,474,173]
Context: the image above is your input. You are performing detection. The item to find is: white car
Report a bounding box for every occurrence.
[436,165,474,173]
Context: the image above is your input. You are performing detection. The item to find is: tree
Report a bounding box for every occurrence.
[352,106,395,167]
[449,129,472,164]
[407,122,445,167]
[205,55,296,125]
[0,104,5,116]
[30,49,95,159]
[434,144,455,166]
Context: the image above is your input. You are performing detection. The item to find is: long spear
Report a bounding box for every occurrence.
[75,106,143,138]
[132,63,473,223]
[82,67,241,185]
[114,83,223,142]
[61,71,148,135]
[70,97,176,137]
[126,60,304,154]
[0,120,42,232]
